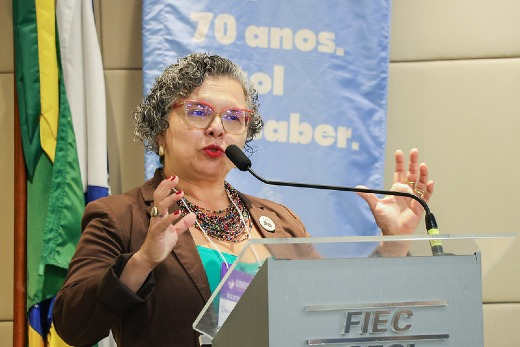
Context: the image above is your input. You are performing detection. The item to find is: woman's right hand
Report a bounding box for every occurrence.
[137,176,196,268]
[121,176,196,292]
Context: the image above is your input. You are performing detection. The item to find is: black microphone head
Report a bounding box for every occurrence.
[225,145,251,171]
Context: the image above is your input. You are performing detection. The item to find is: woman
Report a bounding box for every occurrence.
[53,53,433,346]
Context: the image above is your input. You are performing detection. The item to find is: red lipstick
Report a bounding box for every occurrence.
[203,145,224,158]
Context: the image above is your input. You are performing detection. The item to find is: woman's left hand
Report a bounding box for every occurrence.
[356,148,434,235]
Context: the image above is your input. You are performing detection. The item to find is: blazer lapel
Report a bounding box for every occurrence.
[172,232,212,302]
[240,193,291,239]
[240,192,314,260]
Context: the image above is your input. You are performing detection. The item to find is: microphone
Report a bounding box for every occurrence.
[225,144,444,255]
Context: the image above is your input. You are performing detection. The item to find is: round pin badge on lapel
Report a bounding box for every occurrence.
[259,216,276,232]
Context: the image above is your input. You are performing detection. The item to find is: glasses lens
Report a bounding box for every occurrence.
[182,101,251,134]
[184,102,213,128]
[221,109,250,134]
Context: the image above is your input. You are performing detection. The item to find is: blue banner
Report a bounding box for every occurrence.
[142,0,391,242]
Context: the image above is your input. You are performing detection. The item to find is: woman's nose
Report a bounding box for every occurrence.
[205,114,225,137]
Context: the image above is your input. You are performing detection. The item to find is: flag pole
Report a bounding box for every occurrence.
[13,77,27,347]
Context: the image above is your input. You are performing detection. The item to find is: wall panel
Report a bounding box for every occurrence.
[100,0,142,70]
[0,322,13,347]
[483,304,520,346]
[390,0,520,61]
[386,59,520,302]
[0,0,13,73]
[105,70,145,195]
[0,73,14,322]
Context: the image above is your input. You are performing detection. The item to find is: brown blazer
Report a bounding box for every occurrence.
[53,170,310,347]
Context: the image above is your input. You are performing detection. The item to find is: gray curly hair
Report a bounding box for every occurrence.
[133,52,263,155]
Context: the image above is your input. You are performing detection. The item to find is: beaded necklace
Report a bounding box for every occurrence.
[177,182,251,243]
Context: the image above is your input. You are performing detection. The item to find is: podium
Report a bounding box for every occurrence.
[193,234,515,346]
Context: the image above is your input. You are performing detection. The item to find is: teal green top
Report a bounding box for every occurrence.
[196,246,263,294]
[196,246,237,293]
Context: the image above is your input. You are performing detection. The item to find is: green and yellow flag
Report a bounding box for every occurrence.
[13,0,108,345]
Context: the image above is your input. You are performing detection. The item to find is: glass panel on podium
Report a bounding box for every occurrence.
[193,233,516,342]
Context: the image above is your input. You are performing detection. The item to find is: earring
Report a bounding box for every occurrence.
[158,145,165,157]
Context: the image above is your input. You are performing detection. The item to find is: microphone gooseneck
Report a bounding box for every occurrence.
[225,144,444,255]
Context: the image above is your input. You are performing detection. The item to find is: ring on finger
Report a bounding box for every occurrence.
[414,187,425,196]
[150,206,159,217]
[405,179,416,189]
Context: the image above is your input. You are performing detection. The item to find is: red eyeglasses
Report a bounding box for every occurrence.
[172,100,253,135]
